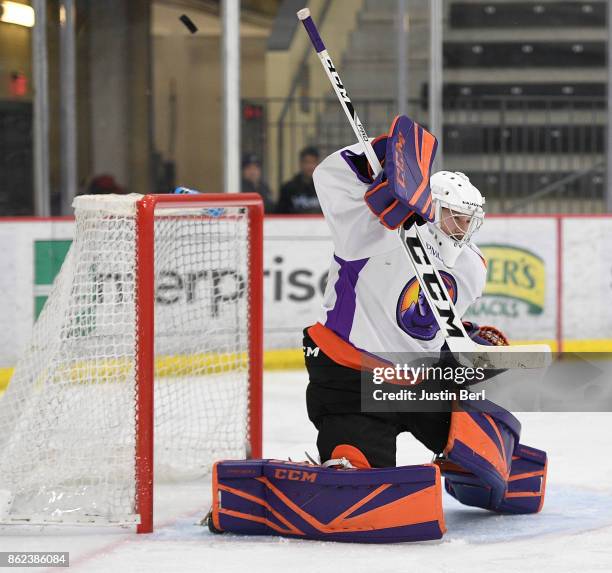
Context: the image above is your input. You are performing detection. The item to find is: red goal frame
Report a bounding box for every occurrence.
[134,193,264,533]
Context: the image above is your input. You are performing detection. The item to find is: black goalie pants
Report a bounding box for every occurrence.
[303,330,451,468]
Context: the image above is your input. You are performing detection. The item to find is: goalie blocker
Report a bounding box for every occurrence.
[208,457,445,543]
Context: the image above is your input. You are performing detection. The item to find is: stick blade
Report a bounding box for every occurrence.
[468,344,552,369]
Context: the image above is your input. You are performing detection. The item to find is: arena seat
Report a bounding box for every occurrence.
[444,42,605,68]
[450,1,605,29]
[444,124,603,155]
[467,171,604,200]
[420,83,605,110]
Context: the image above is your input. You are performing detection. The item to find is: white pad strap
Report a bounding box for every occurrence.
[322,457,355,469]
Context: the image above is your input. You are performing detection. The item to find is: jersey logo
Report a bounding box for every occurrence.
[396,271,458,341]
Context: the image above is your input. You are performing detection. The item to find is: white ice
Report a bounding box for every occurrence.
[0,370,611,573]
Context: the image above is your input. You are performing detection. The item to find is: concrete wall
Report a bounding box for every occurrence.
[152,6,268,194]
[87,0,130,187]
[1,0,270,206]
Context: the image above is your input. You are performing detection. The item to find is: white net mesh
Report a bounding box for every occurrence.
[0,195,253,526]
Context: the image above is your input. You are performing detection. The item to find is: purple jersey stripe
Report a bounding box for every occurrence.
[340,149,372,184]
[325,254,368,341]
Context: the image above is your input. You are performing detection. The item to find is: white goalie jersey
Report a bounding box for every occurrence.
[311,142,487,358]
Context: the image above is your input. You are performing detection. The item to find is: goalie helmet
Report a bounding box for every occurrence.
[427,171,485,268]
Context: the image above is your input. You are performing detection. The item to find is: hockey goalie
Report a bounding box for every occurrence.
[207,116,548,543]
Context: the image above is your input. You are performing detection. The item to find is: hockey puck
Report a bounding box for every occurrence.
[179,14,198,34]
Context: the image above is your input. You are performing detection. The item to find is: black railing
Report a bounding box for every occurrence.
[241,95,607,213]
[444,95,605,212]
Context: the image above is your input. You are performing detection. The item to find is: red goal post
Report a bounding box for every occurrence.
[135,193,264,533]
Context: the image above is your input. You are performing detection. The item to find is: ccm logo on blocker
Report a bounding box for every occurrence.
[273,469,318,483]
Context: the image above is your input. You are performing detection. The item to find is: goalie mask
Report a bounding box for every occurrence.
[428,171,485,268]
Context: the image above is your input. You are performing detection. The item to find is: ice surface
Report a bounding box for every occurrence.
[0,370,610,573]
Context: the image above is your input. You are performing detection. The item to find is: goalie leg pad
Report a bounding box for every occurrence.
[495,443,547,514]
[442,443,547,514]
[211,459,446,543]
[442,399,521,510]
[440,400,548,513]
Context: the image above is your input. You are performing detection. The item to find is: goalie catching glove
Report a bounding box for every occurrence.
[362,115,438,230]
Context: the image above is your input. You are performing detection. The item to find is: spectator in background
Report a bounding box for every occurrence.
[84,174,126,195]
[241,153,274,213]
[276,146,321,214]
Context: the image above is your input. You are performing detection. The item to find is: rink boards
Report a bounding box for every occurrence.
[0,215,611,381]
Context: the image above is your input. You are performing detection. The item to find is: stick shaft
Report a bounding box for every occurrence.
[316,50,382,174]
[299,12,381,175]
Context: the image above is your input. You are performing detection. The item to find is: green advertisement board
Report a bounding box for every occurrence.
[34,240,72,319]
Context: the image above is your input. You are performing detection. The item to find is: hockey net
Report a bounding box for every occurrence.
[0,193,263,532]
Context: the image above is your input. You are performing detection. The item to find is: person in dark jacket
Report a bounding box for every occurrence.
[241,153,274,213]
[276,146,321,214]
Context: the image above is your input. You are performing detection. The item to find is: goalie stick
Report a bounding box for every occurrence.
[297,8,550,369]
